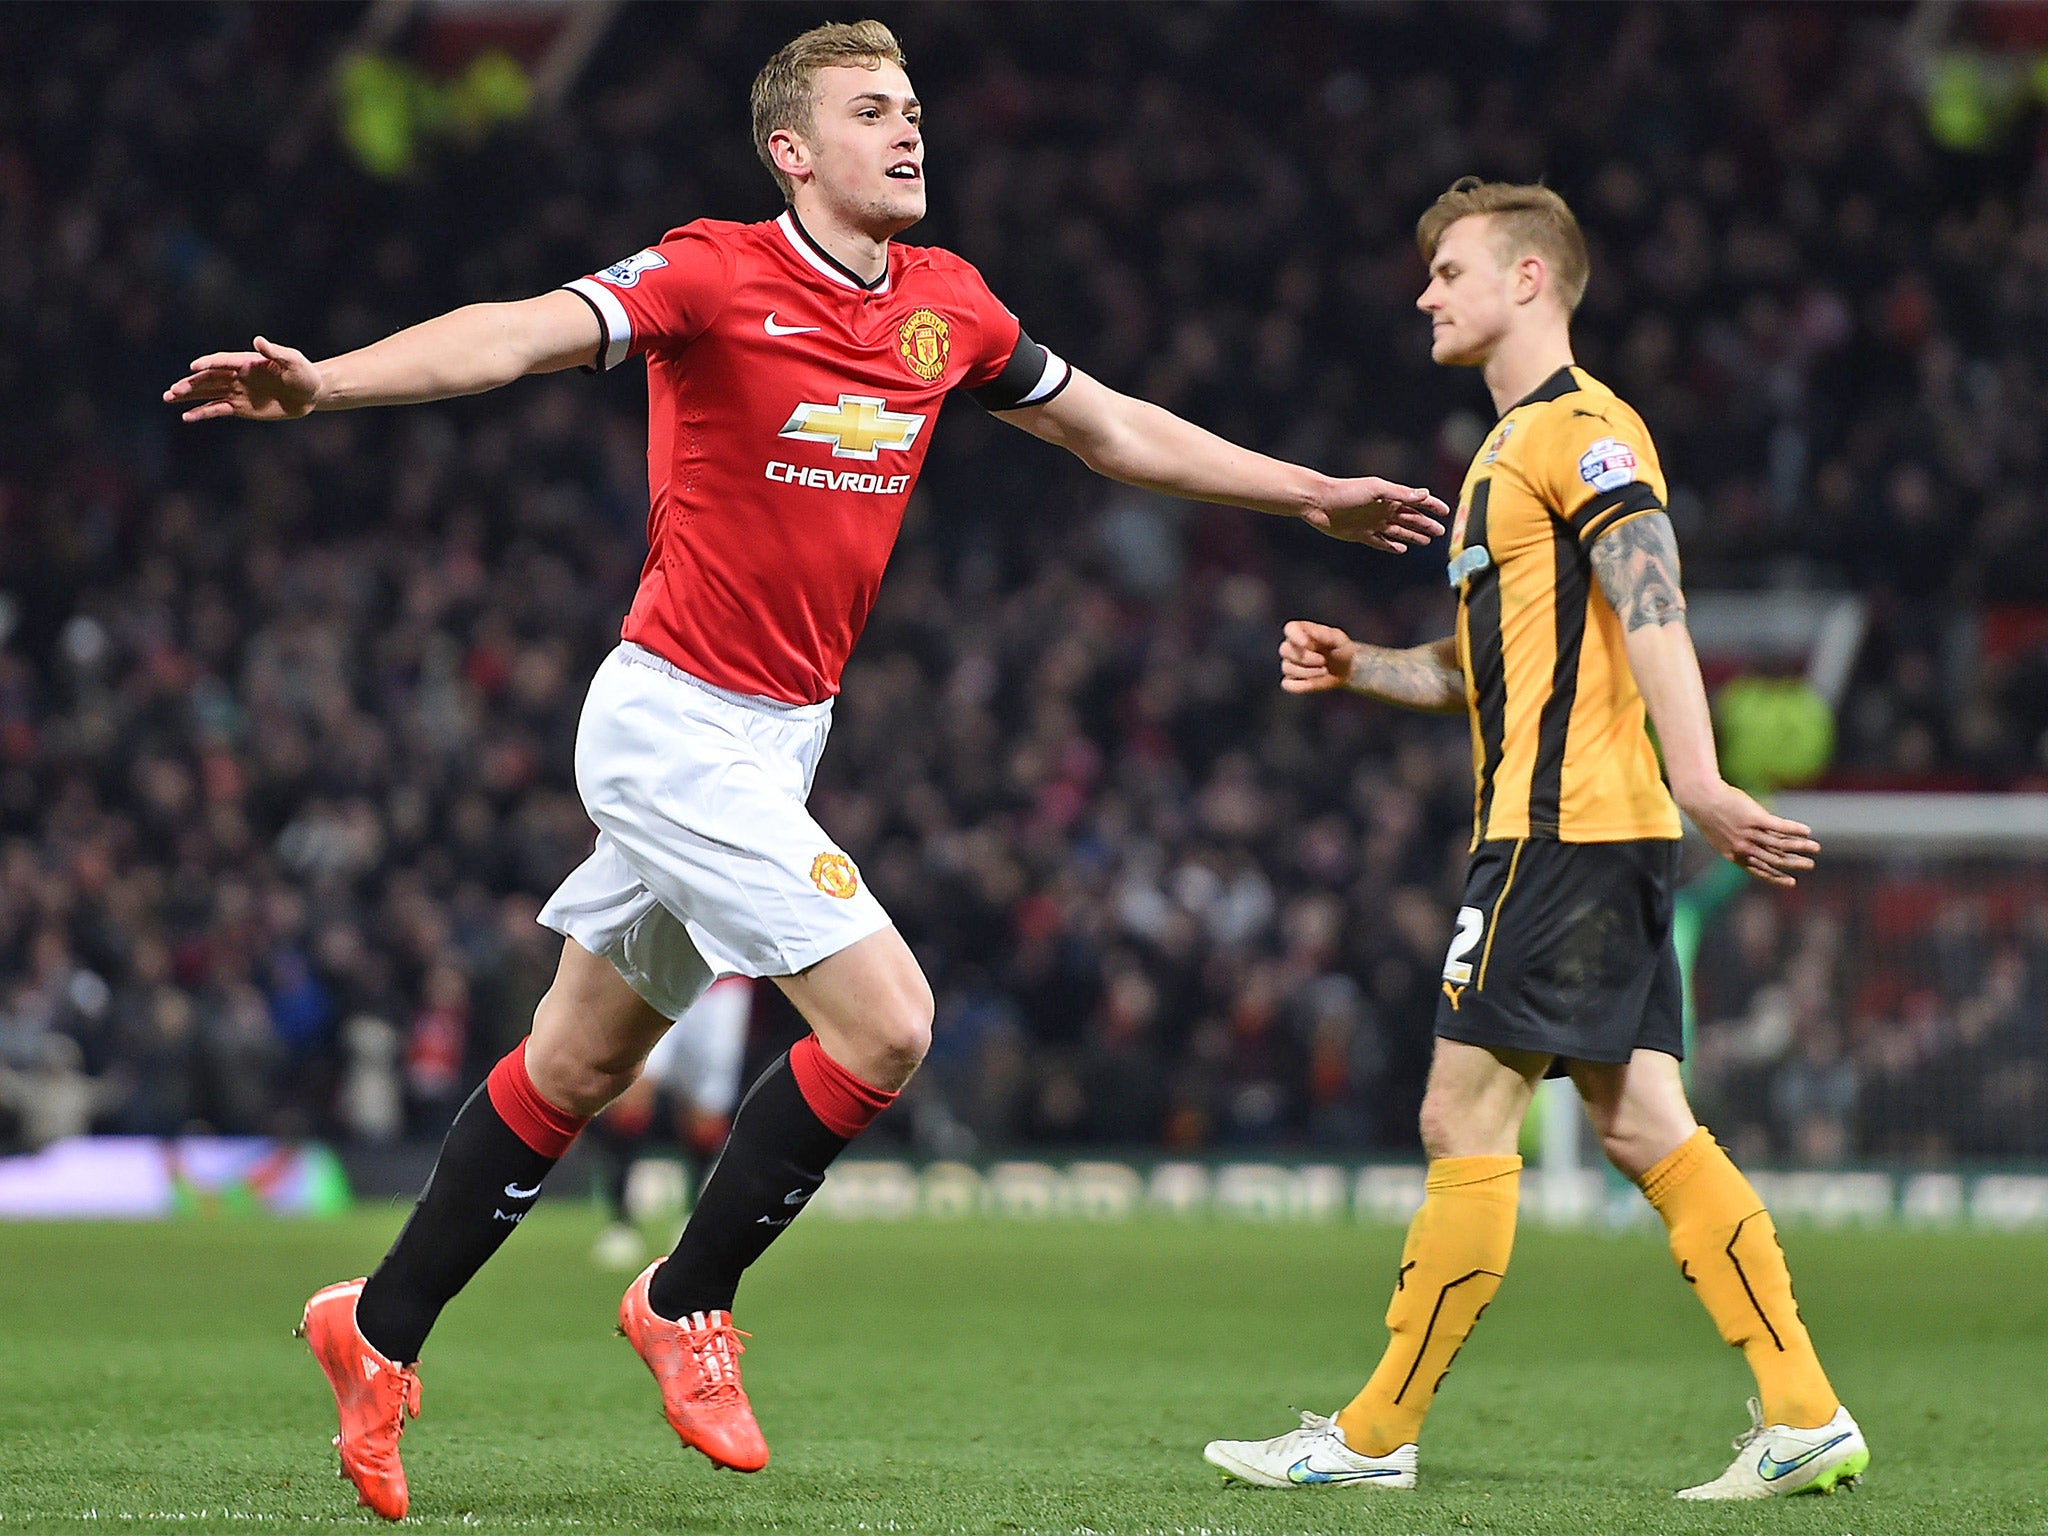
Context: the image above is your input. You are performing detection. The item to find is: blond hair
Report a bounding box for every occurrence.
[1416,177,1590,313]
[751,21,908,202]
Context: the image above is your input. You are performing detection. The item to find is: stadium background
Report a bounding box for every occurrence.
[8,6,2048,1534]
[3,0,2048,1190]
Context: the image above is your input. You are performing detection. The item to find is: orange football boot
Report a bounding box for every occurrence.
[297,1279,422,1520]
[618,1261,769,1472]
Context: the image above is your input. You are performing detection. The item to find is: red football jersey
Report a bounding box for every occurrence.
[564,211,1069,704]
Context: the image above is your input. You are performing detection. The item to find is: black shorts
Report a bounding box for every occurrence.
[1433,836,1683,1074]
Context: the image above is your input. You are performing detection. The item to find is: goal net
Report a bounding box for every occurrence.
[1682,792,2048,1172]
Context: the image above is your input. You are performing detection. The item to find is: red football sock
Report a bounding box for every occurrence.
[486,1044,590,1157]
[356,1043,589,1362]
[647,1038,895,1319]
[787,1033,897,1138]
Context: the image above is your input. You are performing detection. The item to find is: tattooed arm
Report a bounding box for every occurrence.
[1588,510,1689,630]
[1278,621,1465,713]
[1591,511,1820,886]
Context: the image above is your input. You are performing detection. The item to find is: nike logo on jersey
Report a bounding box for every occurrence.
[1285,1456,1404,1484]
[764,312,820,336]
[504,1180,542,1200]
[1756,1432,1851,1481]
[784,1188,814,1206]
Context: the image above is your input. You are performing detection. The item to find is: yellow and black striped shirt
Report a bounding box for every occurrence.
[1446,365,1682,847]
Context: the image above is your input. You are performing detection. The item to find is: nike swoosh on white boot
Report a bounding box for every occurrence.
[1203,1411,1416,1491]
[1677,1399,1869,1499]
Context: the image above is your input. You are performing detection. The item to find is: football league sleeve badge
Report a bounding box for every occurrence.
[1577,437,1639,494]
[599,249,669,289]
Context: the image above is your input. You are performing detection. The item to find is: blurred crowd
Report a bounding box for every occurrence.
[1694,871,2048,1162]
[1,3,2044,1158]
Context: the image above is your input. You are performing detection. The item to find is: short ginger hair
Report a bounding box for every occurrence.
[1416,177,1590,313]
[751,21,909,203]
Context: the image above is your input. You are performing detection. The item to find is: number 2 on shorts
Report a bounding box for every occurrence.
[1442,904,1484,985]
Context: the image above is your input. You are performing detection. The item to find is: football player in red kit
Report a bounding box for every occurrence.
[165,21,1445,1519]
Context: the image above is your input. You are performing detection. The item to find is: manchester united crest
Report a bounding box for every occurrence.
[896,308,950,382]
[810,852,860,899]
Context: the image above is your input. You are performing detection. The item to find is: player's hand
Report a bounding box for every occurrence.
[1680,780,1820,888]
[1278,620,1359,693]
[162,336,324,422]
[1303,478,1448,552]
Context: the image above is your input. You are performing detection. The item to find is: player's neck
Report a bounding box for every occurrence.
[787,200,892,285]
[1481,327,1575,417]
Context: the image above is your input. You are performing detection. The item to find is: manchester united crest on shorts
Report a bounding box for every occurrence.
[896,309,950,382]
[810,852,859,899]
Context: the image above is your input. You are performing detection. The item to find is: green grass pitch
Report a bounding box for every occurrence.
[2,1206,2045,1534]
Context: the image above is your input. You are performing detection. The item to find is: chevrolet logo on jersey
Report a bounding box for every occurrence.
[778,395,927,460]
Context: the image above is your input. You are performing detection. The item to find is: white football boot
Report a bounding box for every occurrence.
[1203,1410,1416,1490]
[1676,1398,1869,1499]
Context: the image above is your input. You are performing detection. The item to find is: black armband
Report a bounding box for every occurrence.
[1571,482,1663,544]
[968,328,1072,411]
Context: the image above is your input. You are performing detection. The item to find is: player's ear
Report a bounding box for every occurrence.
[1513,253,1547,308]
[768,127,812,187]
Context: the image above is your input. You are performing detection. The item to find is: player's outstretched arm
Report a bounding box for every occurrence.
[1279,621,1465,713]
[1591,512,1820,887]
[163,290,602,422]
[997,369,1446,553]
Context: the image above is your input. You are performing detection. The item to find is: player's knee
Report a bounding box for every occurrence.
[1598,1115,1694,1182]
[524,1004,645,1118]
[1597,1105,1695,1187]
[797,935,934,1088]
[1598,1125,1654,1180]
[1417,1094,1465,1161]
[522,1040,627,1116]
[869,979,934,1084]
[528,1043,641,1118]
[1417,1087,1522,1160]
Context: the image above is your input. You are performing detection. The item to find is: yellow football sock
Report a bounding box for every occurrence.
[1640,1127,1839,1430]
[1335,1154,1519,1456]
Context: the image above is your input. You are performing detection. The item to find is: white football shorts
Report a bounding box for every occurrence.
[641,975,753,1116]
[538,644,890,1018]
